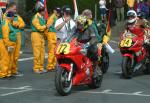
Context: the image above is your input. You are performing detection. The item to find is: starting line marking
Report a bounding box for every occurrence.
[81,89,150,97]
[0,86,54,97]
[0,86,32,97]
[1,86,150,97]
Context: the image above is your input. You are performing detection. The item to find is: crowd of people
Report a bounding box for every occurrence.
[100,0,150,26]
[0,0,149,79]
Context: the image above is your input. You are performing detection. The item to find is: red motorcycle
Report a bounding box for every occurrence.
[119,28,150,79]
[55,38,103,96]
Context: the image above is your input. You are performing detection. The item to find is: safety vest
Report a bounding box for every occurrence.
[0,20,18,42]
[49,17,57,32]
[0,23,2,39]
[31,14,46,32]
[13,15,21,33]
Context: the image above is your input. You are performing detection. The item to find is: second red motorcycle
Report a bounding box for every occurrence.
[119,28,150,79]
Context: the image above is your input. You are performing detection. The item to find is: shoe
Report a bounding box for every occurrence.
[41,69,48,73]
[20,51,23,54]
[47,68,55,72]
[13,72,24,77]
[34,70,43,74]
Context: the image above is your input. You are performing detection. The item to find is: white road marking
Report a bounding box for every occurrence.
[81,90,150,97]
[114,71,122,74]
[18,57,34,62]
[0,86,31,90]
[18,55,48,62]
[133,92,143,95]
[0,88,32,96]
[101,89,112,93]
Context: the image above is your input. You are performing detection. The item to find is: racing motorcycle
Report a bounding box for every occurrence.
[119,28,150,79]
[55,37,103,96]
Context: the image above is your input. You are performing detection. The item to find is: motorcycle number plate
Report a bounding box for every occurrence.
[56,43,70,54]
[120,38,132,47]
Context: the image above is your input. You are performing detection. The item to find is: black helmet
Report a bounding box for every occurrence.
[54,7,61,13]
[62,6,71,15]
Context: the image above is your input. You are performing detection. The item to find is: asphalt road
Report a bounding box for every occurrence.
[0,39,150,103]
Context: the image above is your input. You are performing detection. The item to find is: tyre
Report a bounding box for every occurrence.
[55,66,72,96]
[88,64,103,88]
[101,52,109,74]
[122,56,133,79]
[143,63,150,74]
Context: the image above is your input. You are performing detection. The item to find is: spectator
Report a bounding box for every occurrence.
[141,1,150,19]
[113,0,125,22]
[99,0,107,21]
[106,0,116,27]
[55,6,76,42]
[137,0,144,13]
[127,0,135,10]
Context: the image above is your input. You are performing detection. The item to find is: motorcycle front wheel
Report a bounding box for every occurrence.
[122,56,133,79]
[55,66,72,96]
[101,51,110,74]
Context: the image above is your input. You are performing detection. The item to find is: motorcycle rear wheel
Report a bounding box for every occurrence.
[55,66,72,96]
[122,56,133,79]
[88,64,103,88]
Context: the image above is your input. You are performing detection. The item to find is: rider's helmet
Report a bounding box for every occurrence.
[82,9,92,19]
[127,10,137,24]
[76,15,88,32]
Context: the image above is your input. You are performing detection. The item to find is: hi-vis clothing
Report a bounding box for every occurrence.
[127,0,135,8]
[0,23,11,78]
[1,18,18,76]
[3,13,25,74]
[46,13,57,70]
[31,13,46,72]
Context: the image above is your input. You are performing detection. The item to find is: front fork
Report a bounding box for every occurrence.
[67,64,73,81]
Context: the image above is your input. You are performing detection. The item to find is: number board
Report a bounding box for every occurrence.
[56,43,70,54]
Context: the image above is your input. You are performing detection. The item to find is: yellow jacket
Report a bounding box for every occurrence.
[31,13,46,32]
[2,19,16,47]
[127,0,135,8]
[47,13,58,32]
[3,13,25,29]
[12,15,25,29]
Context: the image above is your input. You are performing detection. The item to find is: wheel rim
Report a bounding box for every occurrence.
[60,69,72,93]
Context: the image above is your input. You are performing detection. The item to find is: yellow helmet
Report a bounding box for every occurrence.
[76,15,88,32]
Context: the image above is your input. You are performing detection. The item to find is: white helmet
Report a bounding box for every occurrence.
[127,10,137,24]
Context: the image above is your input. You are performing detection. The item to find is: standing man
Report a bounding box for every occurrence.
[1,11,18,77]
[113,0,125,22]
[55,6,76,42]
[31,5,47,74]
[3,2,25,75]
[46,7,61,71]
